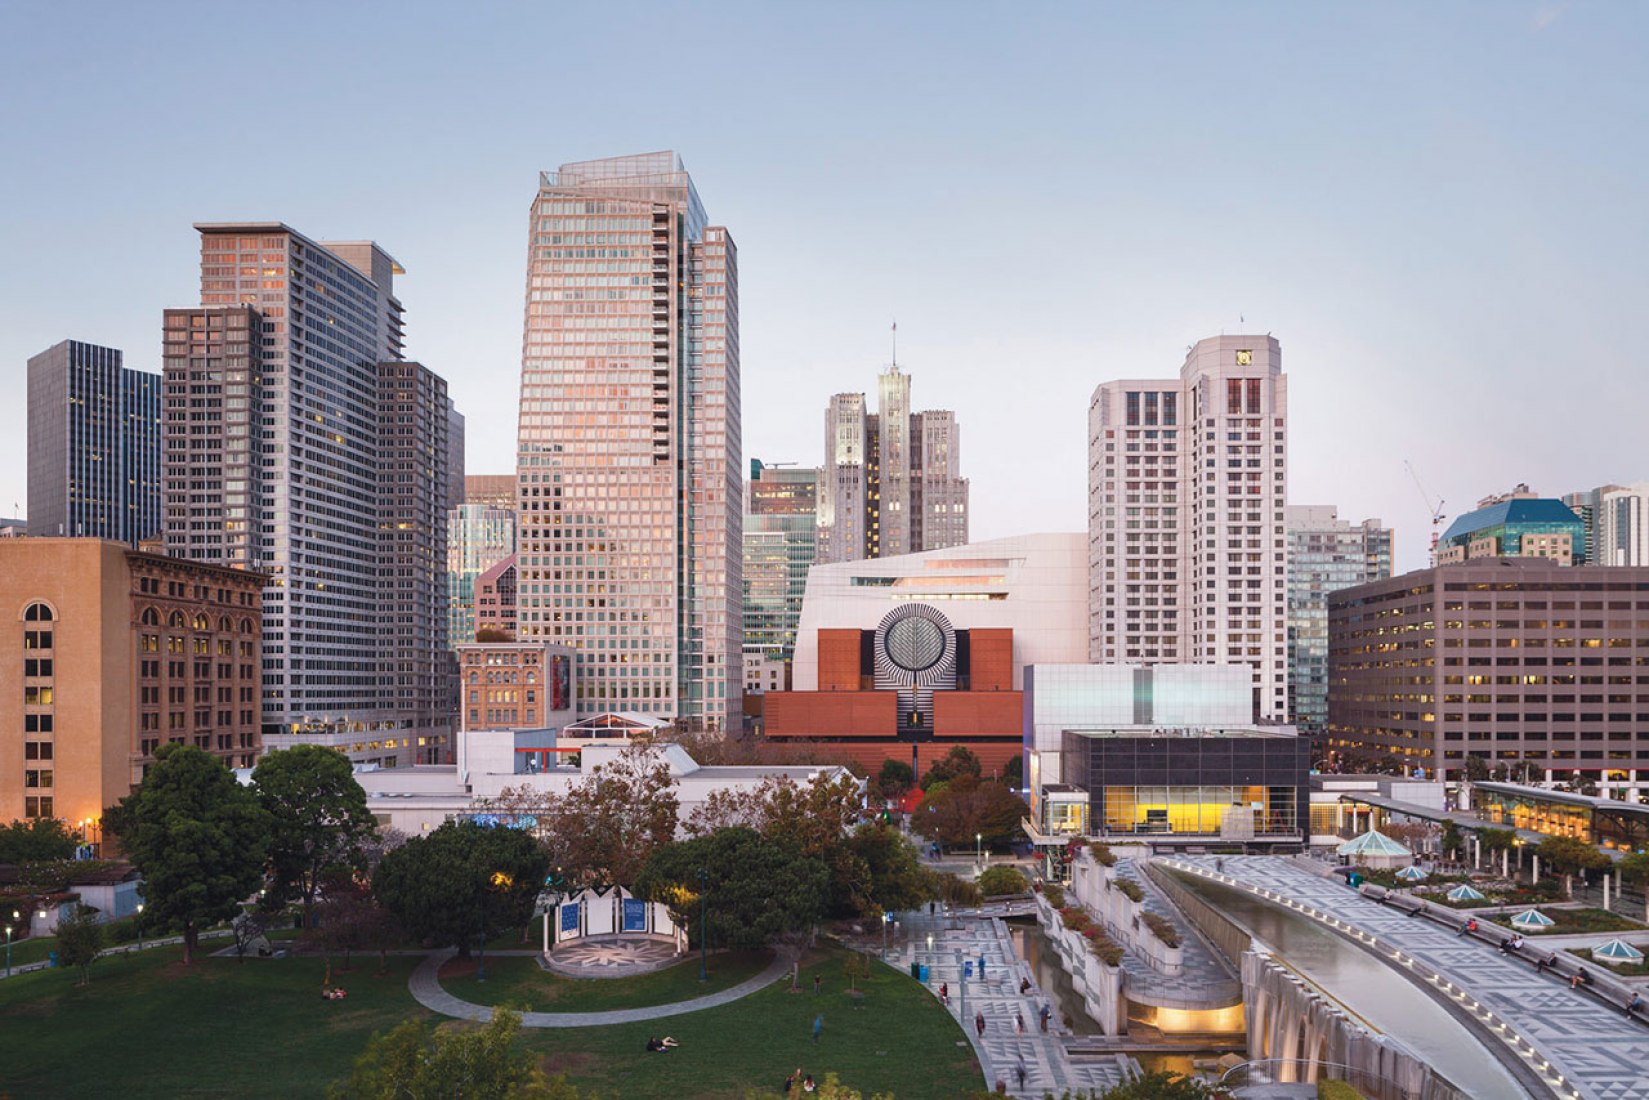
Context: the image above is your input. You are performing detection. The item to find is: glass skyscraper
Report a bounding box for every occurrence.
[743,460,818,665]
[1284,505,1393,733]
[515,153,740,730]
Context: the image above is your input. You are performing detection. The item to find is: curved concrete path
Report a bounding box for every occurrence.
[408,949,790,1028]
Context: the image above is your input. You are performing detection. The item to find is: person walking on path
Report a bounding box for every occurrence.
[1015,1056,1028,1089]
[812,1014,823,1043]
[974,1010,986,1038]
[813,973,821,995]
[1039,1004,1051,1032]
[1016,1009,1025,1034]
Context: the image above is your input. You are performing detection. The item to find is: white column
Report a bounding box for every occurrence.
[1533,854,1541,885]
[1605,874,1612,912]
[543,908,550,955]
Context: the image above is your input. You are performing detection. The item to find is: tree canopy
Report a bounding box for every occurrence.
[910,775,1028,849]
[252,744,378,928]
[483,744,679,889]
[104,743,270,963]
[372,820,549,953]
[876,758,915,799]
[1535,834,1610,877]
[331,1008,581,1100]
[844,821,935,915]
[919,745,981,790]
[55,907,104,986]
[635,826,828,950]
[0,818,79,863]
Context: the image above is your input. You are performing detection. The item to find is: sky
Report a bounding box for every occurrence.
[1,1,1645,573]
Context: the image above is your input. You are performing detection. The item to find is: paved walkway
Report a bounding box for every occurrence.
[1169,855,1649,1100]
[1114,857,1241,1006]
[897,911,1136,1099]
[408,949,791,1028]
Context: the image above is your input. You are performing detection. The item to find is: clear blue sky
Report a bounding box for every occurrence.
[2,1,1644,572]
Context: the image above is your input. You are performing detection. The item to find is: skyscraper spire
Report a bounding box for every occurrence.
[891,319,898,369]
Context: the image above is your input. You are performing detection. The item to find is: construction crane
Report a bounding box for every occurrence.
[1405,460,1447,565]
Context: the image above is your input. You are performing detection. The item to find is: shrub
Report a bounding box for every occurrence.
[1043,884,1066,909]
[1317,1080,1368,1100]
[1143,912,1181,948]
[1059,907,1091,933]
[977,865,1029,897]
[1114,879,1144,903]
[1088,842,1117,867]
[1087,933,1123,967]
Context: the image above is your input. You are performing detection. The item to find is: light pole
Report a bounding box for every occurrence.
[135,903,144,952]
[881,911,890,959]
[4,922,12,978]
[697,868,709,982]
[976,833,983,870]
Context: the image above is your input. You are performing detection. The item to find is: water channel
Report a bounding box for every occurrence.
[1168,872,1532,1098]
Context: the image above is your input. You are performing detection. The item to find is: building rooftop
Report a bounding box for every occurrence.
[1439,498,1583,544]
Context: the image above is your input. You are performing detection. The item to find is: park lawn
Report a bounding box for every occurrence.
[514,946,981,1100]
[0,946,430,1099]
[439,950,773,1011]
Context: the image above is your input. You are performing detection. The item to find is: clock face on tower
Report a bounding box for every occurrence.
[883,615,946,673]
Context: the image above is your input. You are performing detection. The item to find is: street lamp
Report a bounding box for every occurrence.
[136,904,145,952]
[4,922,12,978]
[976,833,983,869]
[881,911,890,959]
[697,868,709,982]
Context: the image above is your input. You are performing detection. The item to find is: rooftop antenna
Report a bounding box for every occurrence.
[891,319,898,369]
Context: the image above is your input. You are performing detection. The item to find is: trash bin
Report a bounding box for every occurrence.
[909,961,920,979]
[918,963,929,983]
[48,951,58,969]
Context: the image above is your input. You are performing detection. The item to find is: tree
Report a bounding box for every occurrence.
[1461,754,1491,782]
[1478,827,1517,854]
[1618,852,1649,922]
[253,745,379,930]
[0,818,79,863]
[910,775,1028,849]
[373,820,549,954]
[55,906,103,986]
[309,872,401,971]
[1003,754,1024,788]
[1440,819,1465,859]
[635,827,828,951]
[331,1007,582,1100]
[845,822,935,915]
[484,743,679,889]
[977,865,1029,897]
[876,758,915,800]
[231,910,268,963]
[1094,1070,1228,1099]
[919,745,982,790]
[1536,834,1610,896]
[104,743,270,963]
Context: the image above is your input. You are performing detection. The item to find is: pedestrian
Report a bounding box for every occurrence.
[939,981,949,1006]
[1020,977,1031,995]
[1215,857,1224,873]
[1016,1009,1025,1034]
[1571,968,1590,990]
[1628,992,1643,1018]
[979,954,987,979]
[929,901,936,917]
[1537,953,1557,974]
[802,1074,816,1093]
[1039,1004,1051,1032]
[812,1013,823,1043]
[813,973,821,995]
[974,1010,986,1037]
[1015,1056,1028,1088]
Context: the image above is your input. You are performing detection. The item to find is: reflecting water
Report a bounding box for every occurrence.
[1171,873,1531,1099]
[1005,919,1103,1035]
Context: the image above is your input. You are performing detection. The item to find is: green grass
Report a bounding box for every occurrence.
[0,941,981,1099]
[513,946,980,1099]
[0,947,430,1098]
[1571,946,1649,976]
[1492,907,1646,935]
[439,950,772,1012]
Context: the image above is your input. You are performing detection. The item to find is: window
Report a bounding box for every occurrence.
[23,603,53,622]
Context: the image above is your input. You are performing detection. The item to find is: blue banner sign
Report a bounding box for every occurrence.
[560,902,580,934]
[622,898,647,933]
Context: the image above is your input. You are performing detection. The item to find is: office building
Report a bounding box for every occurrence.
[743,460,818,693]
[514,152,741,730]
[0,539,264,827]
[1285,506,1393,733]
[476,554,518,640]
[1088,335,1289,719]
[27,340,162,543]
[1565,483,1649,566]
[458,640,575,733]
[816,362,969,565]
[162,223,452,767]
[1437,487,1585,565]
[1327,559,1649,796]
[448,476,516,650]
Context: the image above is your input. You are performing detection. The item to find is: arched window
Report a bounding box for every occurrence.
[168,611,185,628]
[239,618,253,634]
[24,603,53,622]
[141,608,160,627]
[218,616,232,632]
[192,613,209,631]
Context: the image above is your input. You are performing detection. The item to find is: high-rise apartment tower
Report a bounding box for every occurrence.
[1284,505,1392,734]
[27,340,162,543]
[514,152,741,730]
[162,223,452,765]
[1088,335,1289,718]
